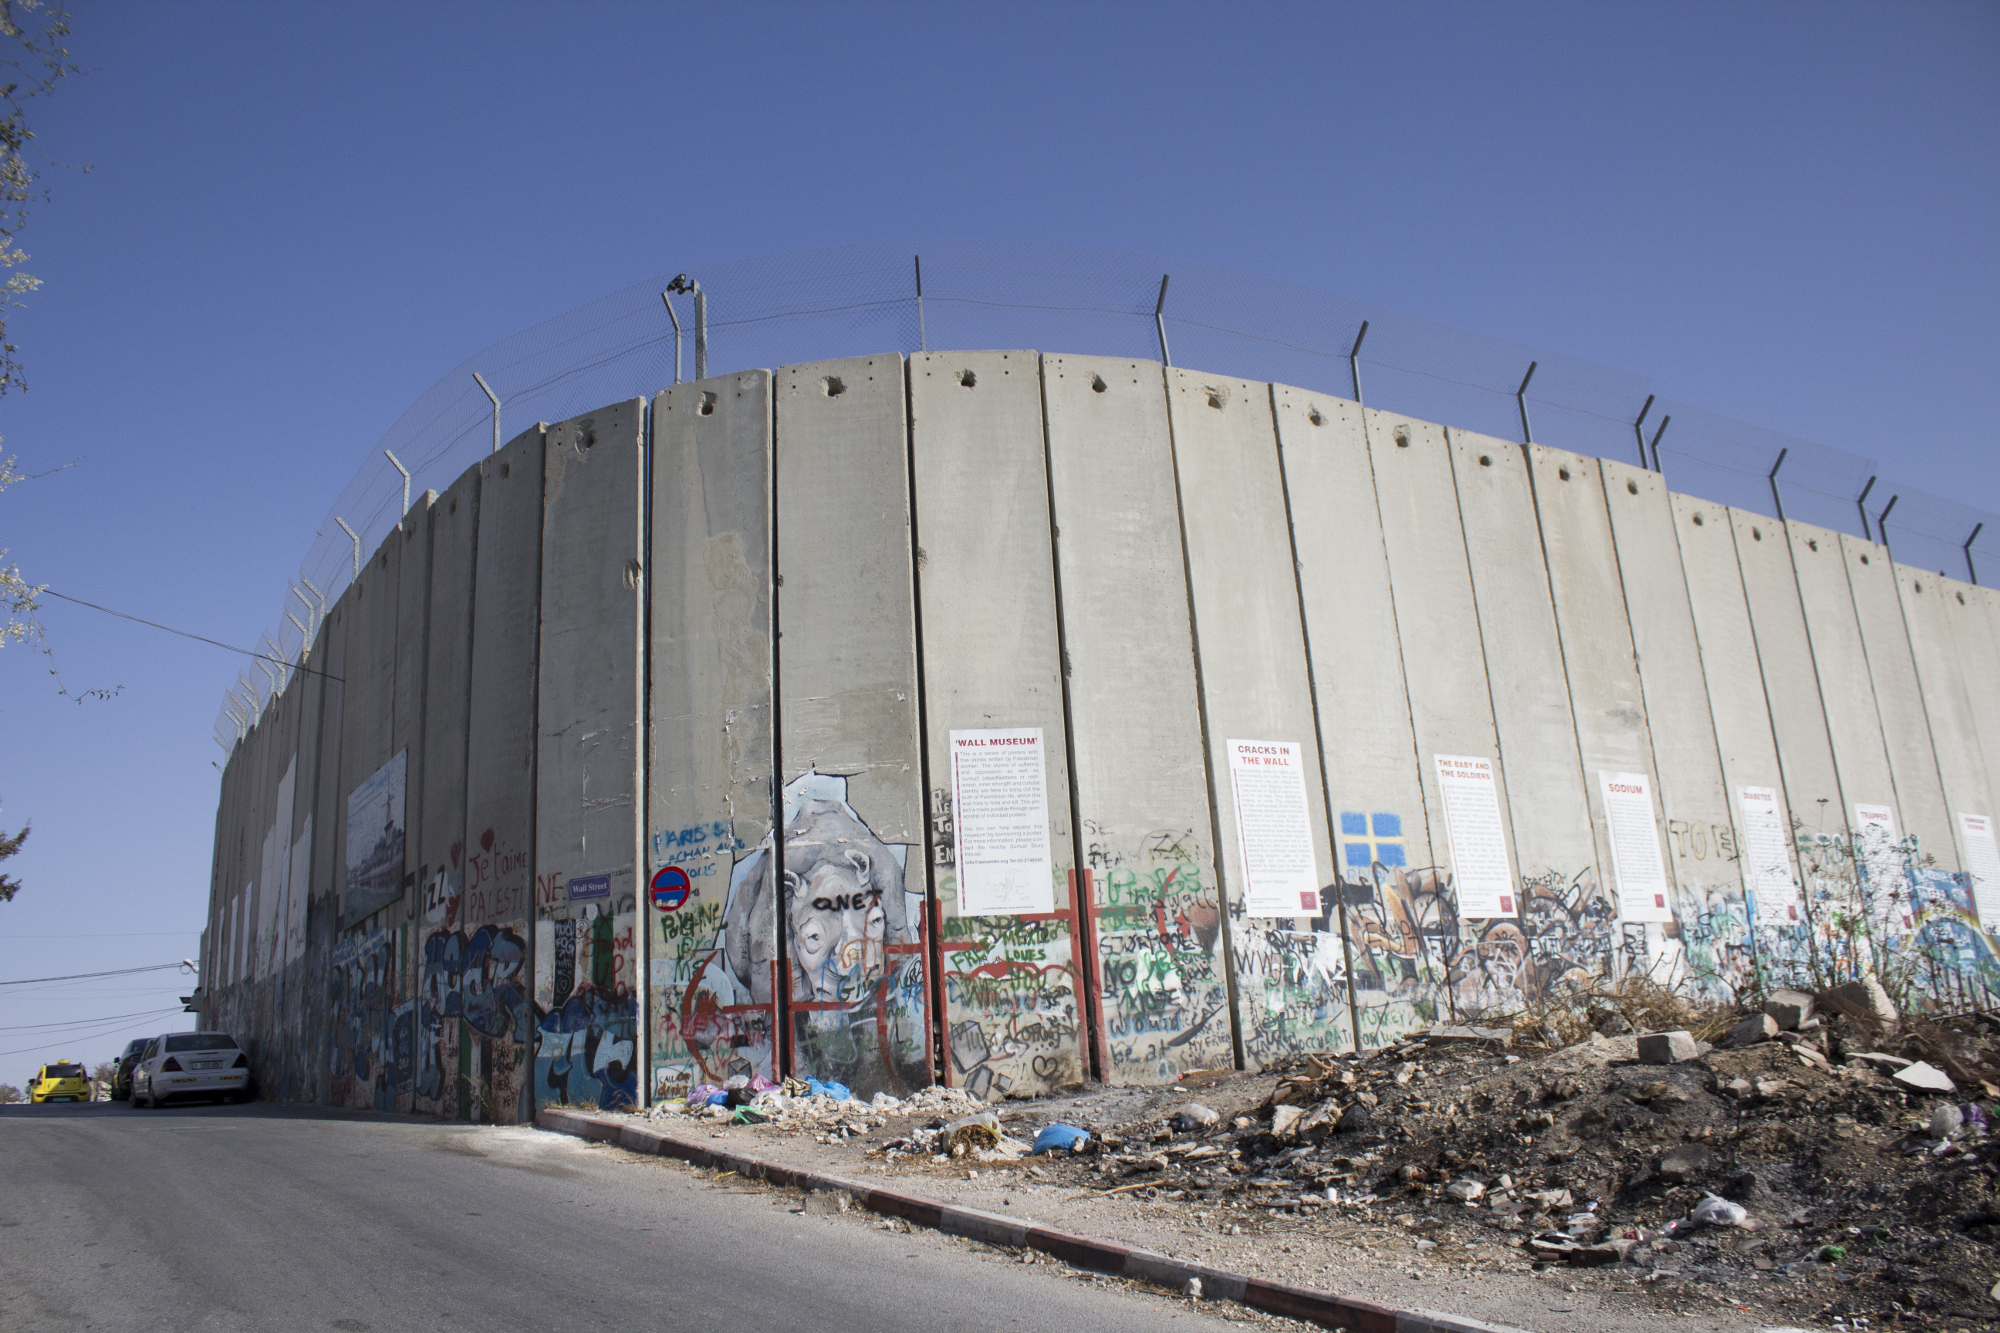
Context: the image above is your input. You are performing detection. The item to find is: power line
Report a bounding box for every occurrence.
[0,1010,186,1058]
[0,962,186,986]
[0,1006,184,1033]
[38,590,343,682]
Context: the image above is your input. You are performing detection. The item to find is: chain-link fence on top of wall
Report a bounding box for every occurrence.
[211,239,2000,751]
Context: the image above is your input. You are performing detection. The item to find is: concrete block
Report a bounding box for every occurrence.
[535,401,645,1113]
[648,372,776,1099]
[1448,429,1595,952]
[1947,585,2000,825]
[335,525,401,933]
[775,356,930,1097]
[1042,354,1226,1085]
[1270,387,1430,1049]
[1636,1030,1699,1064]
[1894,1060,1956,1093]
[908,352,1082,1097]
[1897,569,1998,871]
[1762,988,1814,1030]
[1166,366,1343,1064]
[1725,1013,1779,1046]
[1819,976,1899,1033]
[462,424,545,1125]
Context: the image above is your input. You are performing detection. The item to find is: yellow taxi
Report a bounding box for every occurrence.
[30,1059,92,1103]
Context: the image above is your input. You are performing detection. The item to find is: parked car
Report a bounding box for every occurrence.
[29,1060,92,1103]
[130,1033,253,1107]
[112,1037,152,1102]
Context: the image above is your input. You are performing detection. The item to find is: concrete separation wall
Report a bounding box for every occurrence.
[202,349,2000,1117]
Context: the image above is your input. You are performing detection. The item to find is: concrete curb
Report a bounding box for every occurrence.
[537,1108,1534,1333]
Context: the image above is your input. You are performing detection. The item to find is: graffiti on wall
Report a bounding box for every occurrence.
[533,889,638,1111]
[1087,823,1232,1083]
[931,784,1083,1099]
[415,839,531,1122]
[328,926,408,1111]
[648,817,775,1101]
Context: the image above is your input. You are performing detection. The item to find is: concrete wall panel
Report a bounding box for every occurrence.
[1370,408,1510,1024]
[413,468,480,1119]
[775,356,930,1096]
[304,599,348,1104]
[1601,462,1752,1001]
[909,351,1085,1096]
[462,425,545,1123]
[1451,431,1603,1008]
[1843,538,1956,872]
[1168,367,1344,1066]
[647,372,778,1102]
[534,402,645,1112]
[1043,354,1229,1084]
[1272,387,1428,1050]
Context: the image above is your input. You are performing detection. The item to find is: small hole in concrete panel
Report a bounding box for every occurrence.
[1752,527,1761,540]
[1205,385,1228,410]
[1958,591,1966,604]
[1915,580,1924,592]
[1558,466,1571,481]
[1807,538,1819,552]
[699,392,717,416]
[380,551,389,568]
[1478,455,1491,468]
[449,497,457,514]
[1627,480,1639,495]
[1307,406,1324,427]
[956,369,976,389]
[1089,375,1107,393]
[1394,427,1410,448]
[500,462,510,478]
[1860,554,1869,564]
[821,376,846,398]
[1693,514,1705,526]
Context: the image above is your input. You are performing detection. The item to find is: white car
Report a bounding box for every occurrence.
[130,1032,254,1107]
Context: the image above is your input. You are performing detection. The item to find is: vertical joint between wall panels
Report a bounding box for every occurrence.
[1159,365,1246,1071]
[1038,356,1105,1083]
[903,361,950,1085]
[1270,386,1362,1055]
[1774,518,1857,847]
[768,378,791,1081]
[524,435,546,1126]
[637,396,655,1108]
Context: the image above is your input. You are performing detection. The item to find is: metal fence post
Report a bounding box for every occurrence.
[1648,416,1671,473]
[659,292,682,385]
[1515,361,1538,444]
[1633,395,1655,470]
[384,450,411,518]
[335,517,361,579]
[1154,274,1172,368]
[915,254,926,353]
[473,373,501,453]
[667,275,707,379]
[1348,320,1369,405]
[1857,475,1878,540]
[1966,522,1983,586]
[1878,494,1900,554]
[1767,447,1789,523]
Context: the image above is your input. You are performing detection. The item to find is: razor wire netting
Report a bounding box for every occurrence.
[212,239,2000,749]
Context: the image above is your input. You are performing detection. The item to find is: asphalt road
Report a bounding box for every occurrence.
[0,1100,1275,1333]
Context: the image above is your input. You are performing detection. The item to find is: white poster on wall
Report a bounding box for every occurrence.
[1853,802,1909,931]
[1957,812,2000,930]
[1433,754,1514,917]
[1600,771,1674,923]
[1226,740,1321,917]
[1736,785,1802,923]
[949,728,1055,915]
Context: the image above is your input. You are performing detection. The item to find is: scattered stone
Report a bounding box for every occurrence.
[1931,1103,1964,1138]
[1630,1079,1689,1105]
[1660,1143,1715,1184]
[1427,1024,1513,1047]
[1270,1104,1306,1140]
[1762,988,1815,1031]
[1753,1077,1793,1099]
[1845,1050,1911,1073]
[1722,1077,1754,1099]
[1726,1013,1781,1047]
[1171,1103,1220,1132]
[1819,976,1899,1033]
[1571,1237,1638,1266]
[1597,1013,1633,1037]
[1445,1178,1486,1202]
[1637,1030,1700,1064]
[1894,1060,1957,1093]
[1334,1101,1373,1135]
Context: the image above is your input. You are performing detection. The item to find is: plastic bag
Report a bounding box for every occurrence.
[1032,1123,1091,1156]
[806,1077,854,1102]
[1691,1195,1748,1227]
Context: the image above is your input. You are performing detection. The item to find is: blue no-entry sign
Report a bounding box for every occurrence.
[650,865,692,912]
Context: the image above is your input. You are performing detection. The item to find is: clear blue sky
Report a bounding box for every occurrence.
[1,0,1994,1082]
